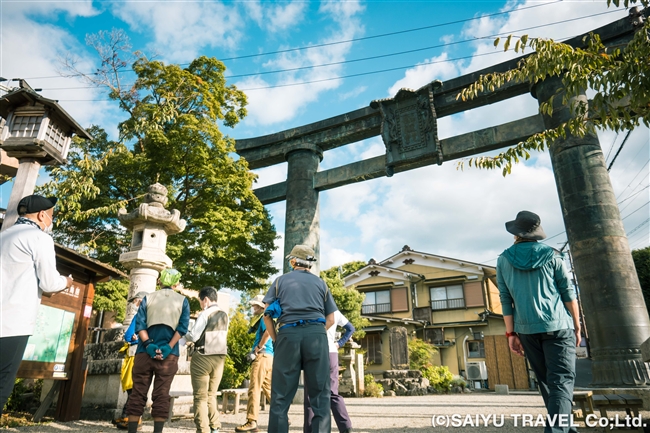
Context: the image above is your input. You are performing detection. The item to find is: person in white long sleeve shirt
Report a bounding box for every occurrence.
[0,195,73,415]
[184,287,228,433]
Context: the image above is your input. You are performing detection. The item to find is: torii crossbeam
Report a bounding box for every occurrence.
[236,8,650,388]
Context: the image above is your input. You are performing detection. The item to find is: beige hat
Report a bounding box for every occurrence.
[249,294,265,308]
[285,244,317,261]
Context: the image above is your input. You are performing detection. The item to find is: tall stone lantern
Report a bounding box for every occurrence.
[0,83,92,230]
[118,183,186,324]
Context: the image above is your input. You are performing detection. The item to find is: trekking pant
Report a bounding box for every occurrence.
[304,352,352,433]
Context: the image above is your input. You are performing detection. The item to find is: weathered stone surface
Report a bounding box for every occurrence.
[408,370,422,378]
[495,384,509,395]
[641,337,650,362]
[383,370,408,379]
[377,379,393,390]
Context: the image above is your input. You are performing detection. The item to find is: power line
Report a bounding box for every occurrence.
[605,132,619,165]
[627,218,650,237]
[622,200,650,221]
[17,0,563,82]
[618,185,650,206]
[25,7,621,95]
[607,129,633,171]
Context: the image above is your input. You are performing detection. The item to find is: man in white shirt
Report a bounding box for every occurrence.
[303,309,355,433]
[0,195,73,415]
[184,286,229,433]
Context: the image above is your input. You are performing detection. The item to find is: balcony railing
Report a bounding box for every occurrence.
[362,303,391,314]
[431,298,465,310]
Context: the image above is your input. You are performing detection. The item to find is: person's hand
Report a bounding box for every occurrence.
[65,276,74,288]
[146,343,160,359]
[574,328,582,347]
[159,344,172,360]
[508,335,525,357]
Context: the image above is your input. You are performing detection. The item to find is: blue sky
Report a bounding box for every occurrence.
[1,0,648,286]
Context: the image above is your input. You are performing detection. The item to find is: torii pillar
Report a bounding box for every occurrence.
[283,143,323,275]
[535,77,650,386]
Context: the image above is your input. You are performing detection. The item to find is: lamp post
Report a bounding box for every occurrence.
[0,81,91,230]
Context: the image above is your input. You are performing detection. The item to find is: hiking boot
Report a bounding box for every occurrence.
[114,418,142,431]
[235,420,259,432]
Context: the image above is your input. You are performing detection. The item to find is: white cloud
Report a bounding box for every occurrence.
[110,0,244,62]
[237,0,365,125]
[339,85,368,101]
[1,2,119,130]
[243,1,306,33]
[388,52,460,97]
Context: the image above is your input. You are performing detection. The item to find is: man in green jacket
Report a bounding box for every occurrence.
[497,211,581,433]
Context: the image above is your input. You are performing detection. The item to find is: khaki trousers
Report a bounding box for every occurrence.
[246,353,273,421]
[190,352,225,433]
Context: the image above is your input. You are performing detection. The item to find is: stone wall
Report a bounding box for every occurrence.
[377,370,430,396]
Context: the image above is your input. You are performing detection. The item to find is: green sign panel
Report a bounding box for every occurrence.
[22,305,75,363]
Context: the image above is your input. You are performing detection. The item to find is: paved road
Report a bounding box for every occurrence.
[2,392,646,432]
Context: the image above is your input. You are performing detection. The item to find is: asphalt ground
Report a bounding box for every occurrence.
[2,392,647,432]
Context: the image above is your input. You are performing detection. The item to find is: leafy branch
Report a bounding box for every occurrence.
[456,0,649,176]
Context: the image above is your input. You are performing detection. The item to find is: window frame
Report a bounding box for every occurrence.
[467,340,486,358]
[429,284,466,310]
[361,289,392,315]
[360,332,383,364]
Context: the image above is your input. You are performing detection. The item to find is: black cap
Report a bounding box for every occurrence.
[17,195,58,215]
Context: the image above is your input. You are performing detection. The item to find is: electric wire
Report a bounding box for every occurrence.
[607,129,633,172]
[605,132,619,165]
[25,8,621,97]
[16,0,563,82]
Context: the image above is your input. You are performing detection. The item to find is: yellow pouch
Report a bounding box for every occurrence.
[120,343,135,392]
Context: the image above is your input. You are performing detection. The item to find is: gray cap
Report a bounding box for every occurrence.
[128,291,149,303]
[286,244,317,261]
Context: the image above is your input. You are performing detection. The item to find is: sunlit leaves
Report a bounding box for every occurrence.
[456,0,650,175]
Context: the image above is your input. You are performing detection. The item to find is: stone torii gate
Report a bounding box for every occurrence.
[236,10,650,387]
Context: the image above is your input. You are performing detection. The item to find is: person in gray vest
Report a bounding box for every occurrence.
[126,268,190,433]
[184,286,229,433]
[263,245,338,433]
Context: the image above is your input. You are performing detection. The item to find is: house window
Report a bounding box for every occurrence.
[430,285,465,310]
[360,333,382,364]
[423,328,444,345]
[468,341,485,358]
[362,290,391,314]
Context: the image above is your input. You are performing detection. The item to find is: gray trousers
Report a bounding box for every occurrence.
[269,323,331,433]
[519,329,577,433]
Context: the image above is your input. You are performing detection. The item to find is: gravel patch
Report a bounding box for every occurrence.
[3,392,647,432]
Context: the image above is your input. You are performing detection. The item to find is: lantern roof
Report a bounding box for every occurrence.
[0,88,92,140]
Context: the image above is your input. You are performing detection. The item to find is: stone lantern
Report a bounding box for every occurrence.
[117,183,186,324]
[0,82,92,230]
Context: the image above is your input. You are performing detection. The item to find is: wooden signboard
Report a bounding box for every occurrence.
[16,260,90,381]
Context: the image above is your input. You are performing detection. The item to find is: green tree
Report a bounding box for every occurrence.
[457,0,649,175]
[221,309,256,389]
[44,29,277,294]
[320,262,370,339]
[93,279,130,322]
[632,247,650,310]
[408,337,437,370]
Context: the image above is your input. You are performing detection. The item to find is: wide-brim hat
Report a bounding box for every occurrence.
[505,210,547,240]
[249,294,265,308]
[17,195,57,215]
[285,244,317,261]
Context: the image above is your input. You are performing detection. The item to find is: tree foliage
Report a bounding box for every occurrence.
[93,279,130,322]
[220,309,256,389]
[321,262,370,339]
[43,29,277,294]
[457,0,649,176]
[408,337,438,371]
[632,246,650,310]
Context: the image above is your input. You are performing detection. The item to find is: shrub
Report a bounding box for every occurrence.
[363,374,383,398]
[450,375,468,390]
[408,337,437,370]
[423,365,453,392]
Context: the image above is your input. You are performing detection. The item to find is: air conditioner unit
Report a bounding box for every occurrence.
[466,361,488,380]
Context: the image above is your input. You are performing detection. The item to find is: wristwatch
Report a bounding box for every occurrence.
[505,331,518,338]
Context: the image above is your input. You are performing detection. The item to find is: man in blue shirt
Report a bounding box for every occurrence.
[236,295,274,433]
[263,245,338,433]
[126,269,190,433]
[497,211,580,433]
